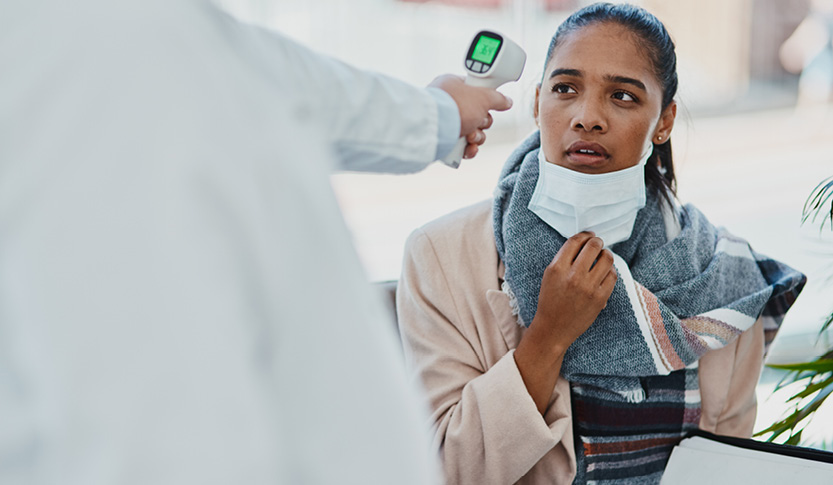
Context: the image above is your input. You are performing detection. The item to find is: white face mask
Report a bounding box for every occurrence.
[528,141,653,247]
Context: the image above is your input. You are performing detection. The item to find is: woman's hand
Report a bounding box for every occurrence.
[514,231,617,415]
[532,231,618,352]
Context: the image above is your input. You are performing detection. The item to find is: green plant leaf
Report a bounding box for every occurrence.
[788,375,833,401]
[768,359,833,373]
[754,417,796,440]
[758,174,833,446]
[756,374,833,443]
[802,176,833,229]
[785,429,804,446]
[791,385,833,428]
[773,370,812,393]
[821,312,833,335]
[802,177,831,215]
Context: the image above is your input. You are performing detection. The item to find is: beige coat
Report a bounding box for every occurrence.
[397,200,765,485]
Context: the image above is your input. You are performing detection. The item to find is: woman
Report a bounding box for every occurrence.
[396,3,806,484]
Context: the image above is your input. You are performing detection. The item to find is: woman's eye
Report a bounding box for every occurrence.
[613,91,637,102]
[552,83,576,94]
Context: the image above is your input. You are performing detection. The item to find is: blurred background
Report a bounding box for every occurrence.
[219,0,833,448]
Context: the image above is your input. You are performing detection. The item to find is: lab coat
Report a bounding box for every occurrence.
[0,0,442,483]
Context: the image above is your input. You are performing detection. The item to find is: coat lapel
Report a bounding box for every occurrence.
[486,260,524,351]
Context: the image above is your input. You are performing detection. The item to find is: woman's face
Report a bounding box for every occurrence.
[535,22,676,174]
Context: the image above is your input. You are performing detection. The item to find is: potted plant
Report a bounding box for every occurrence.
[755,176,833,447]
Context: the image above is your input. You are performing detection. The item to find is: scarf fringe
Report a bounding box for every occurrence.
[501,280,525,328]
[617,388,646,404]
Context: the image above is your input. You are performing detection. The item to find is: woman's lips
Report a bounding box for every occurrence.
[565,141,609,165]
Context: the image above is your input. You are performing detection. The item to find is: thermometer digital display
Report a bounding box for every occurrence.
[469,35,501,67]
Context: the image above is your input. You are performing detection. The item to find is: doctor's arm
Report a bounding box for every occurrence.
[254,26,511,172]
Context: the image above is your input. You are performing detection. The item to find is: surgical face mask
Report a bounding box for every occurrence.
[528,141,653,247]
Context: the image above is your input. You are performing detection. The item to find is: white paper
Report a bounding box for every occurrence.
[661,437,833,484]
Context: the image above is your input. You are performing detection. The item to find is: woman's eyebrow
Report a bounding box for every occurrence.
[605,75,647,92]
[548,68,582,79]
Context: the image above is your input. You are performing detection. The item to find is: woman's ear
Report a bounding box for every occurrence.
[533,84,541,126]
[654,101,677,143]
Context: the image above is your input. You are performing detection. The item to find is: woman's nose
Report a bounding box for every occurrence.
[572,98,607,133]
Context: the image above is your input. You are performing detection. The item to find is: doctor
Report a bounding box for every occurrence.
[0,1,511,484]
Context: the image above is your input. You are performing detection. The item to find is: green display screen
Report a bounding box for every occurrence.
[471,36,501,65]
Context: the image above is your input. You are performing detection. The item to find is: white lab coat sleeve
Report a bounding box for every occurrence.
[241,21,455,173]
[427,87,463,160]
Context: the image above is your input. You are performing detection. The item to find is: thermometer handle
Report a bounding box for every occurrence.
[443,138,468,169]
[440,76,506,169]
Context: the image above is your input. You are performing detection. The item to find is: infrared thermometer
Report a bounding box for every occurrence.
[441,30,526,168]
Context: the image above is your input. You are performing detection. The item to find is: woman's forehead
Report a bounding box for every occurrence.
[548,22,657,88]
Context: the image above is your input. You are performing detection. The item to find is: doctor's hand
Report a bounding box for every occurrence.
[429,74,513,159]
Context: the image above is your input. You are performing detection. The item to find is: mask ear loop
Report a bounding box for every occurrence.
[637,137,654,167]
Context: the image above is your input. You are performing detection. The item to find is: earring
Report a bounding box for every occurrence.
[656,135,663,142]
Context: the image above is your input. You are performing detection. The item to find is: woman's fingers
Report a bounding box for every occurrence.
[571,235,606,272]
[552,231,596,266]
[601,265,618,294]
[591,248,615,285]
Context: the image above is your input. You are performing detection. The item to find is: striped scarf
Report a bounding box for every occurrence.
[570,370,701,484]
[493,132,806,483]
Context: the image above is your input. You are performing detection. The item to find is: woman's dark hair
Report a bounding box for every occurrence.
[543,2,679,208]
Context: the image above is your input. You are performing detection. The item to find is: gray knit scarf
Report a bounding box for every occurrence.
[493,132,806,399]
